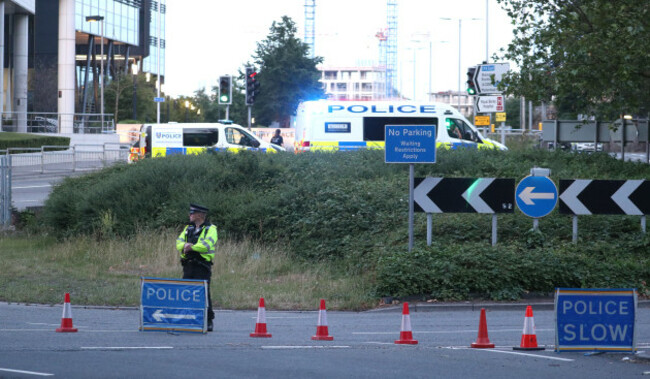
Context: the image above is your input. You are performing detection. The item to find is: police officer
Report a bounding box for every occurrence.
[176,203,218,331]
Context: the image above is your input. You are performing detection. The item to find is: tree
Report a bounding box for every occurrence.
[496,0,650,120]
[252,16,325,127]
[105,72,156,123]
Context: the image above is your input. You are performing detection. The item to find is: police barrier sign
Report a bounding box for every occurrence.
[140,277,207,333]
[555,288,637,352]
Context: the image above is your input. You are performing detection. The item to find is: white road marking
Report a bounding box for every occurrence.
[0,367,54,376]
[353,328,554,335]
[473,348,574,362]
[81,346,173,350]
[261,346,350,349]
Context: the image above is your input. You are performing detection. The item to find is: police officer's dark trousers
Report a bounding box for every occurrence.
[182,262,214,322]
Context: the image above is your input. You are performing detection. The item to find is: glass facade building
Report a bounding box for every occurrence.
[29,0,166,119]
[75,0,140,47]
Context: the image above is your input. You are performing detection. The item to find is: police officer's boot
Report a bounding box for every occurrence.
[208,319,213,332]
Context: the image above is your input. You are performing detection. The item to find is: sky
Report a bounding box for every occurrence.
[164,0,515,101]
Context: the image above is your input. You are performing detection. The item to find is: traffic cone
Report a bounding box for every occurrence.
[250,297,272,338]
[311,299,334,341]
[470,308,494,348]
[513,305,544,350]
[55,293,78,333]
[394,302,418,345]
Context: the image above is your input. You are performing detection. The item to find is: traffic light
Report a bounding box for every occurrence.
[218,76,232,105]
[466,66,477,95]
[245,67,260,105]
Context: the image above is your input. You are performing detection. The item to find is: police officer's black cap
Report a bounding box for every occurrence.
[189,203,209,214]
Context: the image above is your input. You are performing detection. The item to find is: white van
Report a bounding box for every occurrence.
[131,122,284,160]
[294,100,507,152]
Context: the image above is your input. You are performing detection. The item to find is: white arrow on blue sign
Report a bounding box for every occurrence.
[140,277,207,333]
[515,175,558,218]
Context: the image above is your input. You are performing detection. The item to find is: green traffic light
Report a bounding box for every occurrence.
[467,88,476,95]
[220,95,229,102]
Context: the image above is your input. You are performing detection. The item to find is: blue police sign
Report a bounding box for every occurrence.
[385,124,437,164]
[555,288,637,352]
[140,277,207,333]
[515,175,558,218]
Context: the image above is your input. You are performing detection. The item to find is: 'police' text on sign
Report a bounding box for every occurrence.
[555,288,637,352]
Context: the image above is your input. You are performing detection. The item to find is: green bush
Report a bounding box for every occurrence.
[40,148,650,300]
[376,236,650,300]
[0,132,70,150]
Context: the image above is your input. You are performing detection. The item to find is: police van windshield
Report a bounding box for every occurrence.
[363,117,438,141]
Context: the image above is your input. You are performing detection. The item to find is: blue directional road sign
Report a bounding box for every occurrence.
[555,288,637,352]
[385,124,437,164]
[140,277,207,333]
[515,175,558,218]
[153,97,165,103]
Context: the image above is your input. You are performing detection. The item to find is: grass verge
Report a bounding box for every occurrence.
[0,230,376,310]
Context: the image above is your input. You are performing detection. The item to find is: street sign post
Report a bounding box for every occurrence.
[414,177,514,214]
[384,124,437,164]
[474,115,490,126]
[140,277,208,333]
[385,124,437,251]
[495,112,506,122]
[555,288,637,353]
[515,175,558,218]
[559,179,650,215]
[473,63,510,95]
[413,177,514,246]
[475,95,505,113]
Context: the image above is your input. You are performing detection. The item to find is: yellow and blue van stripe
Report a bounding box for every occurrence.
[152,146,273,157]
[306,140,497,151]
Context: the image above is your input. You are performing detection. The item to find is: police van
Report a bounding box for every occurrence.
[293,100,507,152]
[131,122,284,161]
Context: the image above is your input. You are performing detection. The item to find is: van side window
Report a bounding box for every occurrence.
[183,128,219,146]
[446,118,481,142]
[226,127,255,147]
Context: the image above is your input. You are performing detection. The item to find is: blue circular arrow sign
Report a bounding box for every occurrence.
[515,176,558,218]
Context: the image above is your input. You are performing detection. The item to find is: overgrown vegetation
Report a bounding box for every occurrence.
[33,148,650,304]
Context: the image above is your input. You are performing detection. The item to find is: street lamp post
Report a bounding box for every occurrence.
[132,63,138,120]
[185,100,190,122]
[440,17,480,115]
[86,15,105,131]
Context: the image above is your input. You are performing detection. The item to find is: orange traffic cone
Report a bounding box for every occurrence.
[55,293,78,333]
[395,302,418,345]
[311,299,334,341]
[250,297,272,338]
[514,305,544,350]
[470,308,494,348]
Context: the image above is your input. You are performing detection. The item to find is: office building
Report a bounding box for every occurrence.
[319,66,386,101]
[1,0,165,132]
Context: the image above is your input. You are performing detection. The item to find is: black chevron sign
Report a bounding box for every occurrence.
[414,177,515,214]
[559,179,650,215]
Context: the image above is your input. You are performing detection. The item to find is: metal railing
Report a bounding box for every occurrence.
[0,143,131,176]
[0,155,10,227]
[1,112,115,134]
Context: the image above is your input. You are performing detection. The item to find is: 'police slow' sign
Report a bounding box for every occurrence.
[555,288,637,352]
[140,277,208,333]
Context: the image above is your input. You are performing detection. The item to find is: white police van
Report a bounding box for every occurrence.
[293,100,507,152]
[132,122,284,160]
